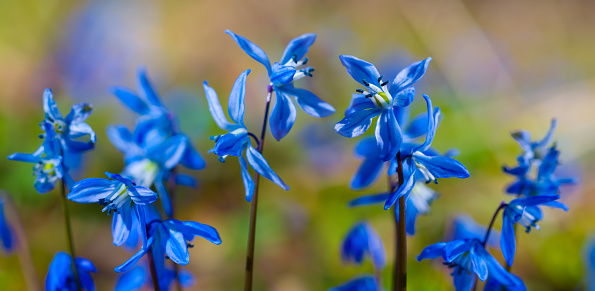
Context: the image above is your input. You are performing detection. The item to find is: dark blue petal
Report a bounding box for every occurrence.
[480,246,525,288]
[225,30,272,74]
[345,93,376,115]
[269,92,297,141]
[277,86,335,118]
[329,275,379,291]
[228,70,250,125]
[389,57,432,95]
[246,145,290,191]
[178,268,195,288]
[517,195,560,207]
[392,87,415,107]
[136,67,163,107]
[239,156,255,201]
[180,141,205,170]
[413,154,470,179]
[114,266,146,291]
[339,55,381,88]
[68,178,120,203]
[146,135,187,169]
[110,86,150,115]
[543,200,568,211]
[470,244,488,281]
[417,242,447,261]
[203,81,233,131]
[175,174,197,188]
[375,109,402,161]
[404,112,429,139]
[335,108,381,138]
[453,270,475,291]
[501,213,516,267]
[384,161,416,210]
[443,240,469,262]
[350,139,384,190]
[43,89,63,121]
[280,33,316,65]
[212,130,248,157]
[164,219,222,245]
[405,200,419,235]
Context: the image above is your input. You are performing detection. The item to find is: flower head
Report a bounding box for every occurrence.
[341,222,386,270]
[329,275,380,291]
[335,55,431,161]
[226,30,335,140]
[45,252,97,291]
[204,70,289,201]
[510,118,557,162]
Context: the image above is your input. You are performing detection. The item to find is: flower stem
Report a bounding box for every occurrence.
[60,178,82,291]
[147,246,161,291]
[482,202,506,247]
[394,151,407,291]
[244,85,273,291]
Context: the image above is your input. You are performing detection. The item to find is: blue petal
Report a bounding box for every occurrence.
[404,112,429,139]
[239,156,255,202]
[203,81,233,131]
[66,103,93,124]
[45,252,71,290]
[269,92,297,141]
[164,219,222,245]
[228,70,250,125]
[151,228,166,279]
[68,178,120,203]
[136,67,163,108]
[112,209,131,247]
[110,86,150,115]
[510,130,532,153]
[7,153,40,163]
[413,95,436,152]
[384,161,416,210]
[453,270,475,291]
[128,186,158,205]
[114,266,146,291]
[413,154,470,179]
[350,138,384,190]
[335,108,381,138]
[392,87,415,107]
[270,63,296,85]
[443,240,469,262]
[280,33,316,65]
[212,130,248,157]
[543,200,568,211]
[501,213,516,267]
[277,86,335,118]
[154,177,173,218]
[225,30,272,74]
[178,268,195,288]
[345,93,376,115]
[147,135,187,169]
[517,195,560,207]
[115,240,151,272]
[339,55,381,88]
[180,141,205,170]
[470,244,488,281]
[417,242,447,261]
[246,145,290,191]
[175,174,197,188]
[328,275,379,291]
[480,246,525,288]
[389,57,432,96]
[536,118,557,149]
[43,89,63,121]
[164,226,190,265]
[375,109,402,161]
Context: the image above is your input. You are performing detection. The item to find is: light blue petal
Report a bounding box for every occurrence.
[536,118,557,149]
[146,135,187,169]
[339,55,381,87]
[246,145,290,191]
[211,131,248,157]
[277,86,335,118]
[203,81,233,131]
[375,109,402,161]
[350,138,384,190]
[510,130,532,153]
[154,177,173,218]
[228,70,250,125]
[389,57,432,95]
[43,89,63,121]
[543,200,568,211]
[413,154,470,179]
[68,178,120,203]
[270,63,296,85]
[328,275,379,291]
[413,95,436,152]
[392,87,415,107]
[165,219,222,245]
[112,210,131,247]
[417,242,447,261]
[180,141,205,170]
[66,103,93,124]
[164,226,190,265]
[225,30,272,74]
[110,86,150,115]
[128,186,158,205]
[269,92,297,141]
[501,213,516,267]
[115,239,151,273]
[7,153,40,163]
[470,244,488,281]
[114,266,146,291]
[443,240,469,262]
[335,108,381,138]
[136,67,163,107]
[239,156,255,202]
[481,246,525,288]
[404,112,429,139]
[384,161,416,210]
[280,33,316,65]
[175,174,197,188]
[345,93,375,115]
[517,195,560,207]
[106,125,134,153]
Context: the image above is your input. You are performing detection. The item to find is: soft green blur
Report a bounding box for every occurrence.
[0,0,594,290]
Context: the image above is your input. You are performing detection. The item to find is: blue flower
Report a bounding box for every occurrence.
[500,195,566,266]
[45,251,97,291]
[203,70,290,201]
[335,55,431,161]
[418,238,524,291]
[329,275,380,291]
[8,121,73,193]
[226,30,335,141]
[383,95,469,210]
[115,210,221,275]
[341,222,386,270]
[68,172,158,247]
[0,197,14,254]
[114,263,194,291]
[483,276,527,291]
[510,118,557,162]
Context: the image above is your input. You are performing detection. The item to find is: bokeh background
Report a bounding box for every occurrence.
[0,0,594,290]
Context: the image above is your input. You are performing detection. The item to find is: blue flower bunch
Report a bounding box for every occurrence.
[0,196,14,254]
[418,119,575,290]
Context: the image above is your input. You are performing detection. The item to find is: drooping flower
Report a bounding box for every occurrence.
[0,197,14,254]
[45,252,97,291]
[8,122,73,193]
[500,195,566,266]
[417,238,524,291]
[329,275,380,291]
[226,30,335,141]
[203,70,289,201]
[341,222,386,270]
[68,172,158,247]
[335,55,431,161]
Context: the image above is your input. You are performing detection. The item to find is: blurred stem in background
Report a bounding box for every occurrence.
[392,152,406,291]
[244,85,273,291]
[60,177,82,291]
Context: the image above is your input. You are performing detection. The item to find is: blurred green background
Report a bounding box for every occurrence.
[0,0,593,290]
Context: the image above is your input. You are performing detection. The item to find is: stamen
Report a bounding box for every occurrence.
[362,80,369,86]
[355,89,364,93]
[378,76,383,82]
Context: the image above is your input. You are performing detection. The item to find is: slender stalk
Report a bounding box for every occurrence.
[1,193,40,291]
[60,178,82,291]
[482,202,506,247]
[244,85,273,291]
[394,151,407,291]
[147,246,161,291]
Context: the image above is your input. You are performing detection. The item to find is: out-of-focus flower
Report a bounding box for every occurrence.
[335,55,431,161]
[328,275,380,291]
[45,252,97,291]
[203,70,289,201]
[226,30,335,141]
[341,222,385,270]
[583,237,595,291]
[68,172,158,247]
[510,118,557,162]
[0,197,14,254]
[114,263,194,291]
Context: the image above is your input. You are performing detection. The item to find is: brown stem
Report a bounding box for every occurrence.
[394,151,407,291]
[147,246,160,291]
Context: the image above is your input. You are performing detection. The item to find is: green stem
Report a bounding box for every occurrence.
[60,178,82,291]
[243,85,273,291]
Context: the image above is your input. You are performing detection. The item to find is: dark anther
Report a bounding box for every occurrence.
[381,81,389,87]
[187,243,194,248]
[302,57,308,65]
[365,94,373,98]
[356,89,364,93]
[362,80,369,86]
[292,54,298,63]
[378,76,383,82]
[434,180,438,184]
